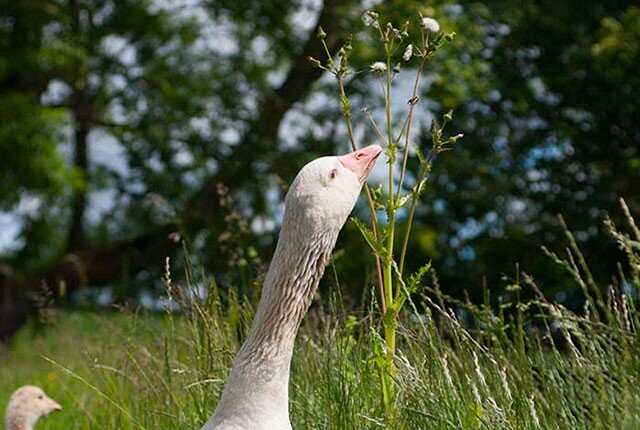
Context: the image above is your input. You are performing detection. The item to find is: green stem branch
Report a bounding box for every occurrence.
[338,77,386,314]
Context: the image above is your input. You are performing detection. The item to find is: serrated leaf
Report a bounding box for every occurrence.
[370,183,386,210]
[408,261,432,291]
[351,217,389,261]
[396,261,432,311]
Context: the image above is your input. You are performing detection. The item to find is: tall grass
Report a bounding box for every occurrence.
[2,199,639,429]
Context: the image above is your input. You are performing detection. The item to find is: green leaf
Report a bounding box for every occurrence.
[396,193,412,209]
[351,217,389,262]
[408,261,432,291]
[370,184,386,210]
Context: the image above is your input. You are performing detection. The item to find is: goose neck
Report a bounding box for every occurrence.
[237,226,336,369]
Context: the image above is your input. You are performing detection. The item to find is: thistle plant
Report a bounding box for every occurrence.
[310,10,461,422]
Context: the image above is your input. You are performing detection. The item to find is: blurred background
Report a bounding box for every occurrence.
[0,0,638,341]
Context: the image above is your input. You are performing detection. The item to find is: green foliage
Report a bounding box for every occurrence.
[1,1,638,425]
[1,0,638,331]
[417,0,640,298]
[0,94,68,209]
[0,0,217,274]
[2,205,639,428]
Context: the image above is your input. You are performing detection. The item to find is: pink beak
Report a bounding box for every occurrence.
[338,144,383,183]
[48,398,62,413]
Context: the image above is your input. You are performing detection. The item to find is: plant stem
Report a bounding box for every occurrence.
[381,39,397,422]
[384,40,395,306]
[397,56,427,197]
[399,165,427,277]
[338,77,386,314]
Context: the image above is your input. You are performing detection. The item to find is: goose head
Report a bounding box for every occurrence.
[284,144,382,231]
[5,386,61,430]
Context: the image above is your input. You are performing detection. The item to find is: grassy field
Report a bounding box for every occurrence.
[2,207,639,429]
[0,311,171,429]
[1,279,639,430]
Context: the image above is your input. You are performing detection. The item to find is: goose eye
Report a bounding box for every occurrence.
[329,169,337,179]
[38,395,43,400]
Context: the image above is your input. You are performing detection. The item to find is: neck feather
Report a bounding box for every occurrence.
[6,415,32,430]
[235,223,337,371]
[206,205,343,429]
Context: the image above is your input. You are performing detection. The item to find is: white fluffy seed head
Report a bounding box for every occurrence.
[362,10,378,27]
[370,61,387,73]
[421,17,440,33]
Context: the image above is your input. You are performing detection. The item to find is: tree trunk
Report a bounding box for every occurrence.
[0,265,31,342]
[0,223,180,341]
[68,122,89,249]
[67,0,91,250]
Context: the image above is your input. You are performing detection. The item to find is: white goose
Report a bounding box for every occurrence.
[5,385,62,430]
[202,144,382,430]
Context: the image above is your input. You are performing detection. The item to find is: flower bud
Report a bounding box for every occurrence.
[308,56,322,68]
[403,44,413,61]
[444,110,453,121]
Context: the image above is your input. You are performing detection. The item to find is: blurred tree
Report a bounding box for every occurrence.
[0,0,638,339]
[405,1,640,301]
[0,0,358,336]
[1,0,213,265]
[0,0,214,333]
